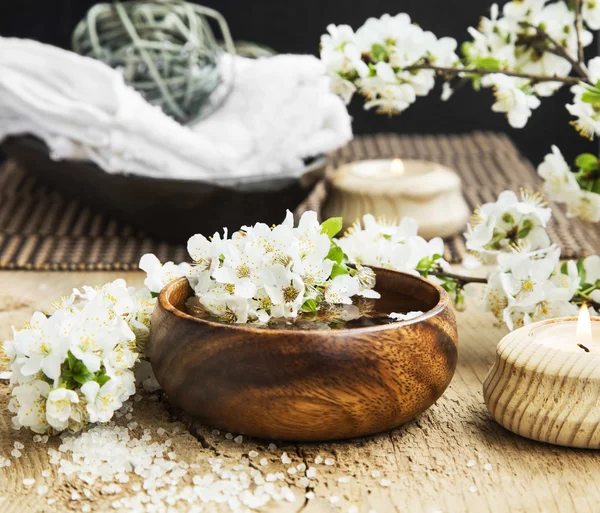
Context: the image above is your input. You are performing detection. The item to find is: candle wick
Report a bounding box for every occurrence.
[577,343,590,353]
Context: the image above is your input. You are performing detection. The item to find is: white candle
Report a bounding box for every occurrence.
[530,305,599,352]
[324,158,470,240]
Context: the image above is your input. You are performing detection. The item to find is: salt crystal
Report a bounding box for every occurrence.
[305,491,315,500]
[299,477,309,487]
[125,413,133,420]
[267,443,277,451]
[22,478,35,486]
[168,452,176,460]
[371,470,381,478]
[14,441,24,449]
[281,452,292,464]
[127,422,138,430]
[248,450,259,458]
[71,492,80,501]
[234,435,243,444]
[380,479,391,487]
[225,433,233,440]
[338,476,350,483]
[306,467,317,478]
[134,394,142,402]
[47,499,56,505]
[484,463,493,471]
[156,428,165,436]
[11,449,21,458]
[469,485,478,493]
[37,485,48,495]
[287,467,297,475]
[211,429,220,436]
[329,496,340,504]
[349,507,359,513]
[314,455,323,464]
[42,470,50,478]
[259,458,268,466]
[82,505,91,513]
[296,463,306,472]
[467,459,476,468]
[324,457,335,466]
[41,435,49,444]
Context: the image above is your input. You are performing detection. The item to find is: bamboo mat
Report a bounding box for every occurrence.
[0,132,597,270]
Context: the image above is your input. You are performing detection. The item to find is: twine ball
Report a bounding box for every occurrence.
[72,0,235,124]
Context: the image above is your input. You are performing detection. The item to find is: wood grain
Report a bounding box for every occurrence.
[148,269,458,441]
[1,269,600,513]
[484,317,600,449]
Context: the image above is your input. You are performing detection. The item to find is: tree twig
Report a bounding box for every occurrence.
[404,64,584,85]
[574,0,585,65]
[429,270,488,285]
[520,21,590,82]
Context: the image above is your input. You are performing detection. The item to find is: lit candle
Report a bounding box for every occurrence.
[484,306,600,448]
[324,159,470,239]
[530,304,599,352]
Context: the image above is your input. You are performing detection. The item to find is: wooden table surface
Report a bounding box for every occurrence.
[1,270,599,513]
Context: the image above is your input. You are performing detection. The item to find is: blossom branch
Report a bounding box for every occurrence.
[405,64,584,85]
[520,21,590,82]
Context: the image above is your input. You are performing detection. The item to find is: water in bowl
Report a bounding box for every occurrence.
[185,288,429,330]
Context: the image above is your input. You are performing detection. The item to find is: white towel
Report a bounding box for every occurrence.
[0,37,353,184]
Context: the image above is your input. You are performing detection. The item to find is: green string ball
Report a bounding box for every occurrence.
[72,0,236,124]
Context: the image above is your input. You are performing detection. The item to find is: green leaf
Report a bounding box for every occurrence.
[73,371,95,385]
[151,291,159,299]
[560,262,568,275]
[321,217,343,239]
[576,258,587,284]
[67,350,77,370]
[416,256,433,272]
[592,179,600,194]
[302,299,318,313]
[326,244,344,264]
[474,56,501,71]
[330,263,350,279]
[371,43,388,63]
[575,153,599,172]
[581,90,600,105]
[97,374,111,386]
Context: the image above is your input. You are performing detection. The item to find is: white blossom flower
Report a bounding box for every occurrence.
[261,265,306,318]
[464,190,552,260]
[485,246,580,330]
[138,254,191,295]
[563,189,600,222]
[567,57,600,140]
[482,74,541,128]
[8,380,50,433]
[537,146,581,202]
[323,275,361,305]
[582,0,600,30]
[46,388,81,431]
[81,380,123,424]
[7,311,69,384]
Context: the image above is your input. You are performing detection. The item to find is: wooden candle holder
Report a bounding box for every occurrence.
[323,159,470,239]
[483,317,600,449]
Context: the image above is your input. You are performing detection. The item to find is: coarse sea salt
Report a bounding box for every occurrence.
[47,424,305,511]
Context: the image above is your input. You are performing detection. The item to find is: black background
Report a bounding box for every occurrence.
[0,0,598,165]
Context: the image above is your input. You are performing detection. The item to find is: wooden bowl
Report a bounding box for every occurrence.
[148,268,458,441]
[0,136,325,244]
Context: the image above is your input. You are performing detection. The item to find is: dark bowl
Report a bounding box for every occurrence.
[0,136,325,244]
[148,268,458,441]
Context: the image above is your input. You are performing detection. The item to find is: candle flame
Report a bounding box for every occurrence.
[390,159,404,175]
[577,304,593,344]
